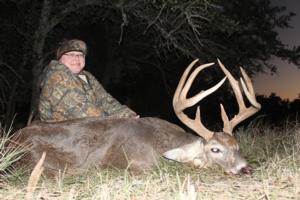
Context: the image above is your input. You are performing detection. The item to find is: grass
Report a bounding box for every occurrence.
[0,120,299,199]
[0,124,26,184]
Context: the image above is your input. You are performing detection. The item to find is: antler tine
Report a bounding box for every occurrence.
[240,67,261,109]
[217,59,246,110]
[217,59,261,134]
[173,59,199,106]
[173,59,227,141]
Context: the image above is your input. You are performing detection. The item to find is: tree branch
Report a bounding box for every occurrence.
[47,0,107,33]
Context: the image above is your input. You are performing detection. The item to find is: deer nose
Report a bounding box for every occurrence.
[240,166,253,174]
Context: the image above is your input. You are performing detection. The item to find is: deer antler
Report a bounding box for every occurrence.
[173,59,227,141]
[217,59,261,135]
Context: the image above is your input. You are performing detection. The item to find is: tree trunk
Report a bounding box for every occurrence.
[29,0,52,118]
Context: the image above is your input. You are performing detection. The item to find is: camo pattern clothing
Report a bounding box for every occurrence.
[38,60,136,122]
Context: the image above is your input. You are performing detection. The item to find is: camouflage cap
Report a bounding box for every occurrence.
[56,39,87,59]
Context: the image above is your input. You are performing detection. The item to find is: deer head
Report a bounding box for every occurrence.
[163,59,261,174]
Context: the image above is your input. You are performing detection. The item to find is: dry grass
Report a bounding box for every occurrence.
[0,121,299,200]
[0,124,26,182]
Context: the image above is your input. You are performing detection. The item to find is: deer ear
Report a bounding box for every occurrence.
[163,140,201,163]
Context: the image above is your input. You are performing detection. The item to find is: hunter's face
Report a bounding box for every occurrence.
[59,51,85,74]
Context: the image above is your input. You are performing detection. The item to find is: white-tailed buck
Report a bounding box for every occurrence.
[13,59,261,176]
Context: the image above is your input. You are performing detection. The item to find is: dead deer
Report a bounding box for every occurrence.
[13,59,261,176]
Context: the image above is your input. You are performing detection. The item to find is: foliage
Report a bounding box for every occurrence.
[213,0,299,73]
[103,0,300,75]
[257,93,300,125]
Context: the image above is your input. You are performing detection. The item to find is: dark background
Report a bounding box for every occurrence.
[0,0,300,131]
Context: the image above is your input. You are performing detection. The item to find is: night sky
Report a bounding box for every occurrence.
[254,0,300,100]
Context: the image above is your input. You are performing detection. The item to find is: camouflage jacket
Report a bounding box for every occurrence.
[38,60,136,122]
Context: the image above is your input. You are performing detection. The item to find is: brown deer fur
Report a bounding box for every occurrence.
[14,117,198,175]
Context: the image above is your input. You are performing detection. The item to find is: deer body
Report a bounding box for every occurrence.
[14,59,260,175]
[16,117,196,174]
[15,117,248,175]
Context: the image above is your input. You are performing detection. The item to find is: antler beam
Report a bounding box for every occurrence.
[173,59,226,141]
[217,59,261,134]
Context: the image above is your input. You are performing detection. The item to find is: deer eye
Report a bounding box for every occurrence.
[211,148,220,153]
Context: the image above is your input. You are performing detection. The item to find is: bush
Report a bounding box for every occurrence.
[0,123,26,178]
